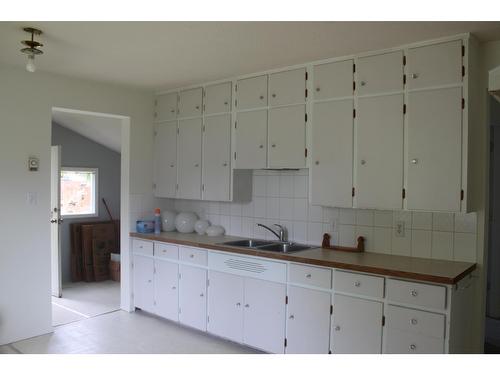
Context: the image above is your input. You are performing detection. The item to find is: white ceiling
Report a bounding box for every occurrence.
[52,109,122,153]
[1,22,500,91]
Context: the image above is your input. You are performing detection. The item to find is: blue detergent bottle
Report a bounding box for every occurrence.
[154,208,161,234]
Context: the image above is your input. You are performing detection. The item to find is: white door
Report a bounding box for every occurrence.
[268,105,306,168]
[236,75,268,110]
[178,87,203,118]
[154,121,177,198]
[207,271,244,343]
[407,40,463,90]
[357,51,404,95]
[133,255,155,313]
[156,92,178,121]
[179,265,207,331]
[154,259,179,321]
[177,118,202,199]
[313,59,354,100]
[310,99,353,207]
[205,82,232,114]
[286,286,331,354]
[243,278,286,353]
[269,68,306,107]
[234,110,267,169]
[331,294,383,353]
[406,87,462,212]
[202,114,231,201]
[355,94,404,209]
[50,145,62,298]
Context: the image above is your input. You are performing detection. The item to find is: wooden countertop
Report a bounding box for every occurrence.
[130,231,476,285]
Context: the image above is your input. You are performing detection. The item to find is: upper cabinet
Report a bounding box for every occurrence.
[234,110,268,169]
[155,92,178,122]
[236,75,268,110]
[178,88,203,118]
[356,51,404,95]
[204,82,232,115]
[268,68,306,106]
[154,121,177,198]
[313,59,353,100]
[407,40,463,89]
[177,118,202,200]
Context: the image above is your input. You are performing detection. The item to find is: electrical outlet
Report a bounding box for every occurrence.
[395,221,405,237]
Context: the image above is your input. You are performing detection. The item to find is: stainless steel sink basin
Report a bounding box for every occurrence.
[257,243,312,253]
[221,239,274,248]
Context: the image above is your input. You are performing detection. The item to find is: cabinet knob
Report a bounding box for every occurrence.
[196,106,200,110]
[200,293,204,297]
[334,325,341,331]
[170,164,174,168]
[271,93,276,98]
[354,281,361,287]
[289,315,295,320]
[315,160,320,166]
[410,289,418,297]
[411,158,418,164]
[306,273,312,279]
[194,164,199,167]
[224,101,228,105]
[409,344,417,351]
[271,144,276,148]
[410,318,418,325]
[236,302,241,307]
[316,87,320,92]
[245,304,250,308]
[223,162,228,167]
[190,254,194,258]
[412,73,419,79]
[360,81,366,86]
[172,286,176,290]
[259,95,264,100]
[148,280,152,283]
[259,144,264,149]
[360,160,366,165]
[170,109,175,113]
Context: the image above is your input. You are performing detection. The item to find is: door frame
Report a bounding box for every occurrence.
[51,107,133,312]
[50,145,62,298]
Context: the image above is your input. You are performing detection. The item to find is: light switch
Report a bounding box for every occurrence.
[395,221,405,237]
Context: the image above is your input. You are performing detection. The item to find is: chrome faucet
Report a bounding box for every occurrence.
[257,223,287,242]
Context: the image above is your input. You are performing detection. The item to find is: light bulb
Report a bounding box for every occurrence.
[26,54,36,73]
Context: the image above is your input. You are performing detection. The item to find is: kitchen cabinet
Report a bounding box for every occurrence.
[356,51,404,95]
[177,118,202,200]
[154,259,179,321]
[268,68,306,107]
[268,105,306,168]
[234,109,267,169]
[286,286,331,354]
[155,92,178,121]
[236,75,268,110]
[154,121,177,198]
[406,87,462,212]
[407,40,463,89]
[204,82,231,115]
[202,114,231,201]
[179,264,207,331]
[331,294,383,353]
[133,255,155,313]
[310,99,353,207]
[355,94,404,209]
[178,87,203,118]
[313,59,353,100]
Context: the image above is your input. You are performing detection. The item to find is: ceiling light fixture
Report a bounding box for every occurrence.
[20,27,43,73]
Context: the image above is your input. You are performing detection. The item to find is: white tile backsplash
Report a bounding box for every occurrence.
[432,212,454,232]
[412,212,432,230]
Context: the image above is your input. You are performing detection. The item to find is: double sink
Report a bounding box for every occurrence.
[219,239,312,253]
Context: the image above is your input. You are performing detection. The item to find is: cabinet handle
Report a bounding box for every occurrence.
[200,293,204,297]
[259,144,264,149]
[245,304,250,308]
[259,95,264,100]
[271,144,276,148]
[289,315,295,320]
[360,160,366,165]
[360,81,366,86]
[271,93,276,98]
[236,302,241,307]
[316,87,320,92]
[410,318,418,325]
[354,281,361,287]
[412,73,419,79]
[411,158,418,165]
[334,325,341,331]
[305,274,312,279]
[410,289,418,297]
[409,344,417,350]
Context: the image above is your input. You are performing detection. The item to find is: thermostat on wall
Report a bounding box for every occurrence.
[28,156,39,171]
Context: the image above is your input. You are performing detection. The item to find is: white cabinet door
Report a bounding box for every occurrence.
[355,94,404,209]
[178,87,203,118]
[268,105,306,168]
[407,40,463,89]
[156,92,178,122]
[179,265,207,331]
[207,271,244,343]
[313,59,353,100]
[357,51,404,95]
[234,110,267,169]
[133,255,155,313]
[286,286,331,354]
[236,75,268,110]
[154,121,177,198]
[310,99,353,207]
[154,259,179,321]
[331,294,383,353]
[205,82,231,115]
[269,68,306,107]
[177,118,202,199]
[406,87,462,212]
[202,114,231,201]
[243,278,286,353]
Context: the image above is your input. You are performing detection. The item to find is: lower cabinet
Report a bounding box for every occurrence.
[331,294,383,353]
[285,286,331,354]
[133,255,155,313]
[154,259,179,321]
[179,265,207,331]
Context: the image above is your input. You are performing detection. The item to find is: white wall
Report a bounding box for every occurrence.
[0,63,154,345]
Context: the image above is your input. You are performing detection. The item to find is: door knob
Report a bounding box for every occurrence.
[50,219,57,223]
[411,159,418,164]
[334,325,340,331]
[412,73,419,79]
[410,318,418,325]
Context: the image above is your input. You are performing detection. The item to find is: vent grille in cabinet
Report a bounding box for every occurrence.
[224,258,267,273]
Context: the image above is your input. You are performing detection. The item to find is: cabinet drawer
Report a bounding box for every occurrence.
[384,328,444,354]
[288,263,332,289]
[133,239,153,256]
[155,242,178,260]
[386,305,445,339]
[179,246,207,266]
[386,279,446,310]
[334,270,384,299]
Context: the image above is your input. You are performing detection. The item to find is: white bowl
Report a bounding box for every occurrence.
[161,210,177,232]
[194,220,210,235]
[175,212,198,233]
[206,225,225,237]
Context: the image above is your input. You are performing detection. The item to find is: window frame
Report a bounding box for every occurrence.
[60,167,99,219]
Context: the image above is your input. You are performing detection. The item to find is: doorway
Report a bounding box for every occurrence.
[49,107,130,327]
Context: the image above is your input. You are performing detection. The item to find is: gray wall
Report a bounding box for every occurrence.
[51,122,121,284]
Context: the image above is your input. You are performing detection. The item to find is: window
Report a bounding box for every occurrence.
[60,168,98,218]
